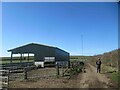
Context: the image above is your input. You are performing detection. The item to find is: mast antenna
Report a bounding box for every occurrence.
[81,34,83,56]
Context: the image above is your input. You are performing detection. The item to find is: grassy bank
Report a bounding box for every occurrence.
[111,71,120,84]
[101,64,119,86]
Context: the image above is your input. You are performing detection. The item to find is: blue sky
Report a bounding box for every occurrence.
[2,2,118,56]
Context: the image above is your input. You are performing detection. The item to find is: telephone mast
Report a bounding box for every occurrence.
[81,34,83,56]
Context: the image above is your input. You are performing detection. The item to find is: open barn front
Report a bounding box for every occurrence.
[7,43,69,68]
[9,53,35,63]
[2,53,35,71]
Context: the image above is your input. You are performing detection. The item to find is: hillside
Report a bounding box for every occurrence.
[92,49,119,68]
[70,49,119,68]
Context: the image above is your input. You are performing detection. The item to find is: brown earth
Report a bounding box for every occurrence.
[76,63,110,88]
[9,63,117,88]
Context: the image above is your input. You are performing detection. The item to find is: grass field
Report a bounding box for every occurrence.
[1,56,34,64]
[1,55,88,64]
[1,59,34,64]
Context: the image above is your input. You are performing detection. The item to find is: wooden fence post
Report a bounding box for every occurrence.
[62,66,64,77]
[71,62,73,69]
[24,68,27,80]
[8,69,10,88]
[56,63,59,77]
[68,61,70,68]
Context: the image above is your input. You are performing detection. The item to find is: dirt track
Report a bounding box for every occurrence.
[76,63,110,88]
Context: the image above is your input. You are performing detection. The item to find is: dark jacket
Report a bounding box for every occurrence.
[96,61,101,68]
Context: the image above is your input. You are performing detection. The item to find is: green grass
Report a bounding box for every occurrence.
[101,64,119,84]
[2,60,11,64]
[111,71,120,84]
[2,59,34,64]
[102,65,118,72]
[70,59,87,62]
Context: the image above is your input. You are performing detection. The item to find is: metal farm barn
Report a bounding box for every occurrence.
[8,43,70,67]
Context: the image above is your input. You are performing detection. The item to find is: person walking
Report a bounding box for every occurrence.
[96,58,102,73]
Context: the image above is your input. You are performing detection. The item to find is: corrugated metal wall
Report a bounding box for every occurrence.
[34,46,55,62]
[55,48,69,62]
[8,43,69,63]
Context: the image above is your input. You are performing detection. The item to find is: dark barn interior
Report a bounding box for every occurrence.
[8,43,70,67]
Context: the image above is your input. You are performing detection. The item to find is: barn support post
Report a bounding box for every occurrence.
[33,54,35,61]
[28,53,29,62]
[23,54,24,60]
[10,53,13,63]
[23,54,25,62]
[20,53,22,63]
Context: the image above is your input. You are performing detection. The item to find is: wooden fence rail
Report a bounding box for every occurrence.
[0,70,9,89]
